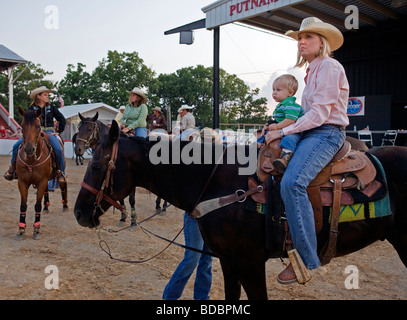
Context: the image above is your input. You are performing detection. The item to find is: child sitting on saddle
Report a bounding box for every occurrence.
[258,74,304,174]
[4,86,66,183]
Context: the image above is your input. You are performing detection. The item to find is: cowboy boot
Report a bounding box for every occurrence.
[4,160,17,181]
[57,170,66,185]
[273,151,294,175]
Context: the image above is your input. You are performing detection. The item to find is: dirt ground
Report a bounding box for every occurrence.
[0,155,406,301]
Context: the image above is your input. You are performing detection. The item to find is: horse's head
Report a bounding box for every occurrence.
[74,112,99,156]
[18,107,41,157]
[74,120,141,228]
[257,139,282,182]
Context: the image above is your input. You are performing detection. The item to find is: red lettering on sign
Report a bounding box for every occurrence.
[229,0,279,17]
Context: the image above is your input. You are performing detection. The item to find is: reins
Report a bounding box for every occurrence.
[85,138,227,263]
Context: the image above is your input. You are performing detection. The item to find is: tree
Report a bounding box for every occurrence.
[0,61,55,122]
[90,50,157,107]
[153,65,268,128]
[58,63,92,105]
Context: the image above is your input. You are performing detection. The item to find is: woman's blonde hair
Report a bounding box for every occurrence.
[294,34,332,68]
[273,74,299,95]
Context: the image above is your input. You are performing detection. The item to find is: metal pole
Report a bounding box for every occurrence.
[213,27,220,129]
[8,66,14,124]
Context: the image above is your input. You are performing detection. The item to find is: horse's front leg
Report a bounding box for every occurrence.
[17,180,29,239]
[33,181,48,240]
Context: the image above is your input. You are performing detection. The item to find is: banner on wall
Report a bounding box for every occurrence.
[347,96,365,116]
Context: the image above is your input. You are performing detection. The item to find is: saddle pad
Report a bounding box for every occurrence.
[251,194,391,224]
[326,191,392,223]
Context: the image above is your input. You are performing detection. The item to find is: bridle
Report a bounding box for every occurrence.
[81,138,126,214]
[17,124,51,176]
[76,121,100,150]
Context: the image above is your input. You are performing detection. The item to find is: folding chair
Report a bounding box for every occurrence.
[358,130,373,146]
[381,130,398,146]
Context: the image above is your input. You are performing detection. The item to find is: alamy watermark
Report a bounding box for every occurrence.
[44,5,59,30]
[44,265,59,290]
[148,131,258,176]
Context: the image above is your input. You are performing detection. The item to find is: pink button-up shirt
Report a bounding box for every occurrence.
[283,56,349,136]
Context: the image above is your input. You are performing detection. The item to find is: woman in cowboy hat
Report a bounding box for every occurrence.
[264,17,349,284]
[4,86,67,183]
[120,87,148,137]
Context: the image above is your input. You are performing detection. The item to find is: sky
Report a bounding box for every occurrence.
[1,0,305,113]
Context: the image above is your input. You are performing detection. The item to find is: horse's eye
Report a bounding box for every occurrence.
[92,164,102,172]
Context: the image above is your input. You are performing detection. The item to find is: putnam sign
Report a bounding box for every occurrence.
[230,0,279,16]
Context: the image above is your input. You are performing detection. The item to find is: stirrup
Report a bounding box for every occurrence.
[4,168,16,181]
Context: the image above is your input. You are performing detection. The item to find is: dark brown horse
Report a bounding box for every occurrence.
[74,112,136,226]
[16,107,68,239]
[74,121,407,299]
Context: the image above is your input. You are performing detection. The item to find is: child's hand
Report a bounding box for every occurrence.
[261,123,269,136]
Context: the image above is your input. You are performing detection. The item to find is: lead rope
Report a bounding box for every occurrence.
[96,144,228,264]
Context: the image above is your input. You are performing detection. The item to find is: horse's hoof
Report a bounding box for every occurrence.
[118,220,125,227]
[33,228,41,240]
[43,208,49,214]
[63,206,69,212]
[15,230,25,240]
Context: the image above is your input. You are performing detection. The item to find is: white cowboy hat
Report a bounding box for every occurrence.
[153,106,162,113]
[127,87,148,104]
[177,105,195,113]
[119,105,125,110]
[285,17,344,51]
[30,86,53,99]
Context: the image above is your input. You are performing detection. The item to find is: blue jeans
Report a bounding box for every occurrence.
[280,133,302,153]
[162,213,213,300]
[134,127,148,138]
[280,125,345,269]
[11,130,65,173]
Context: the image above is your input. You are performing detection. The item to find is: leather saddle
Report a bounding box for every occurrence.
[253,140,381,264]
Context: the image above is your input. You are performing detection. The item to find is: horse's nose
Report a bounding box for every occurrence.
[75,145,83,156]
[25,145,35,156]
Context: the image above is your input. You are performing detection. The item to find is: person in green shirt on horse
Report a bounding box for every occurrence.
[120,87,148,138]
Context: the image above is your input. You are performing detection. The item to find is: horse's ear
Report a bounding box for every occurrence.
[91,112,99,122]
[18,107,26,117]
[35,108,41,118]
[108,120,120,146]
[78,112,84,121]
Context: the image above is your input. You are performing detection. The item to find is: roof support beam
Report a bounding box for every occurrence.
[291,3,346,28]
[358,0,398,19]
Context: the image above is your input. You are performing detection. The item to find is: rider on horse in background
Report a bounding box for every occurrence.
[4,86,66,184]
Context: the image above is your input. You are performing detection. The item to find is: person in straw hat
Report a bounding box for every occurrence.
[4,86,67,183]
[264,17,349,284]
[114,105,126,126]
[120,87,148,137]
[147,106,167,131]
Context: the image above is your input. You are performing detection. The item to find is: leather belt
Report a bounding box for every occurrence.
[326,123,345,131]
